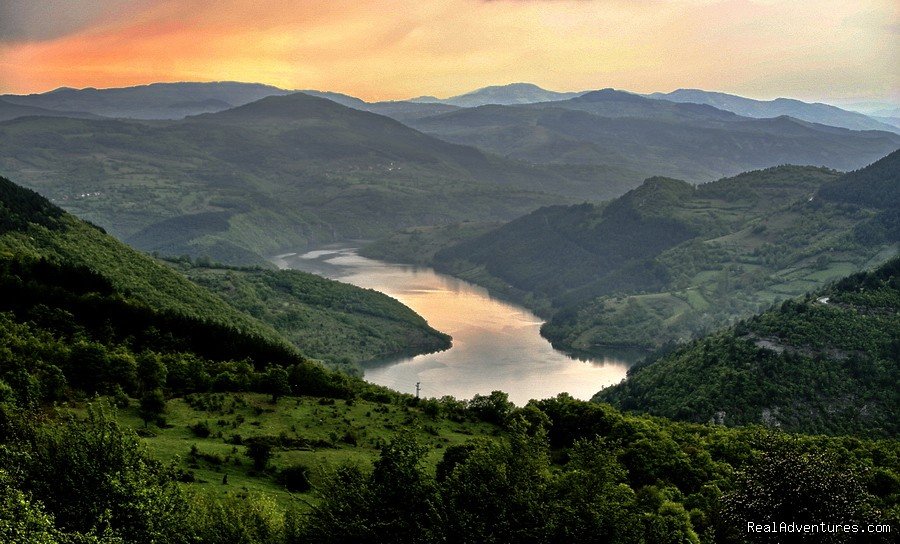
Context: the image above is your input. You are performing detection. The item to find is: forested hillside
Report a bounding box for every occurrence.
[597,256,900,437]
[0,173,454,405]
[420,153,898,353]
[171,259,451,371]
[0,175,897,543]
[0,93,629,265]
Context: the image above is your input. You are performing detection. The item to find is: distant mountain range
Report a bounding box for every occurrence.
[647,89,900,134]
[3,81,896,135]
[405,89,900,182]
[1,81,897,269]
[0,82,291,119]
[0,98,101,122]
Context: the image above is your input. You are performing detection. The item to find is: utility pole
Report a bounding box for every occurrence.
[415,382,421,399]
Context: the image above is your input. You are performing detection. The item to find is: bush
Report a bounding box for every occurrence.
[187,492,284,544]
[189,421,212,438]
[277,464,312,493]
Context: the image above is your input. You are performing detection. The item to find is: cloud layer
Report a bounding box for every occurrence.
[0,0,897,102]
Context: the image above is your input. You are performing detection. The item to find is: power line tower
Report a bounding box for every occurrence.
[415,382,421,399]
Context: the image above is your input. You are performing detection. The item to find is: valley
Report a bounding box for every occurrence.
[0,75,898,543]
[364,155,899,357]
[276,247,633,405]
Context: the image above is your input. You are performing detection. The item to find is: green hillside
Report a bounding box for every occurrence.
[0,173,459,403]
[0,174,294,352]
[172,259,451,371]
[394,152,899,353]
[0,177,896,543]
[0,93,633,265]
[596,256,900,437]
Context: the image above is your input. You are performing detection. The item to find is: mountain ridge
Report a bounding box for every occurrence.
[0,92,625,264]
[369,152,899,354]
[649,88,900,134]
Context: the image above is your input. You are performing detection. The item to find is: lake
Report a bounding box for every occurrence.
[274,247,631,405]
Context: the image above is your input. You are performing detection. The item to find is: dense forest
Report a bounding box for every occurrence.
[596,256,900,437]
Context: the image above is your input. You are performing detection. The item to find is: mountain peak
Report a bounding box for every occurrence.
[470,82,546,93]
[577,88,647,103]
[424,83,585,107]
[194,92,349,122]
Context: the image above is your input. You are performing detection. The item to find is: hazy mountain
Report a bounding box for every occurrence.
[597,254,900,437]
[362,101,462,122]
[0,92,635,264]
[1,81,292,119]
[299,90,369,108]
[649,89,900,133]
[0,98,100,122]
[411,82,586,107]
[298,90,464,122]
[407,90,900,182]
[538,88,740,122]
[411,152,899,353]
[835,100,900,117]
[873,115,900,129]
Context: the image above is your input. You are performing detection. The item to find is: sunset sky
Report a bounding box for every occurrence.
[0,0,897,103]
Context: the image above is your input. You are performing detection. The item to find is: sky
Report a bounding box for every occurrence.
[0,0,897,104]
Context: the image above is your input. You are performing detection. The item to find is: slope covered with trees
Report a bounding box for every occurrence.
[0,93,629,265]
[171,259,451,372]
[0,173,455,408]
[0,177,896,543]
[597,256,900,437]
[419,153,898,352]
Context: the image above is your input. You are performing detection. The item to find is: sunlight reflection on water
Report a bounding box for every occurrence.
[275,247,633,405]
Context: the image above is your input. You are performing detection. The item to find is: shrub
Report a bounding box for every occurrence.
[277,464,312,493]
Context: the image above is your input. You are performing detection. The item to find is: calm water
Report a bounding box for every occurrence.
[274,247,631,405]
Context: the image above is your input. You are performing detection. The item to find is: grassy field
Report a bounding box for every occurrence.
[109,392,500,507]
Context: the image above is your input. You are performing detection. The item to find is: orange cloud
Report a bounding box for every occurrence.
[0,0,897,102]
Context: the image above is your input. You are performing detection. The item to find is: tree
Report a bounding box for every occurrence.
[719,435,885,543]
[0,471,58,544]
[10,404,191,543]
[440,422,551,544]
[137,352,167,393]
[262,367,290,403]
[467,390,514,425]
[138,389,166,427]
[245,438,274,471]
[302,436,441,544]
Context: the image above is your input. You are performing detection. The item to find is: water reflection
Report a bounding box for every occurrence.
[275,247,632,405]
